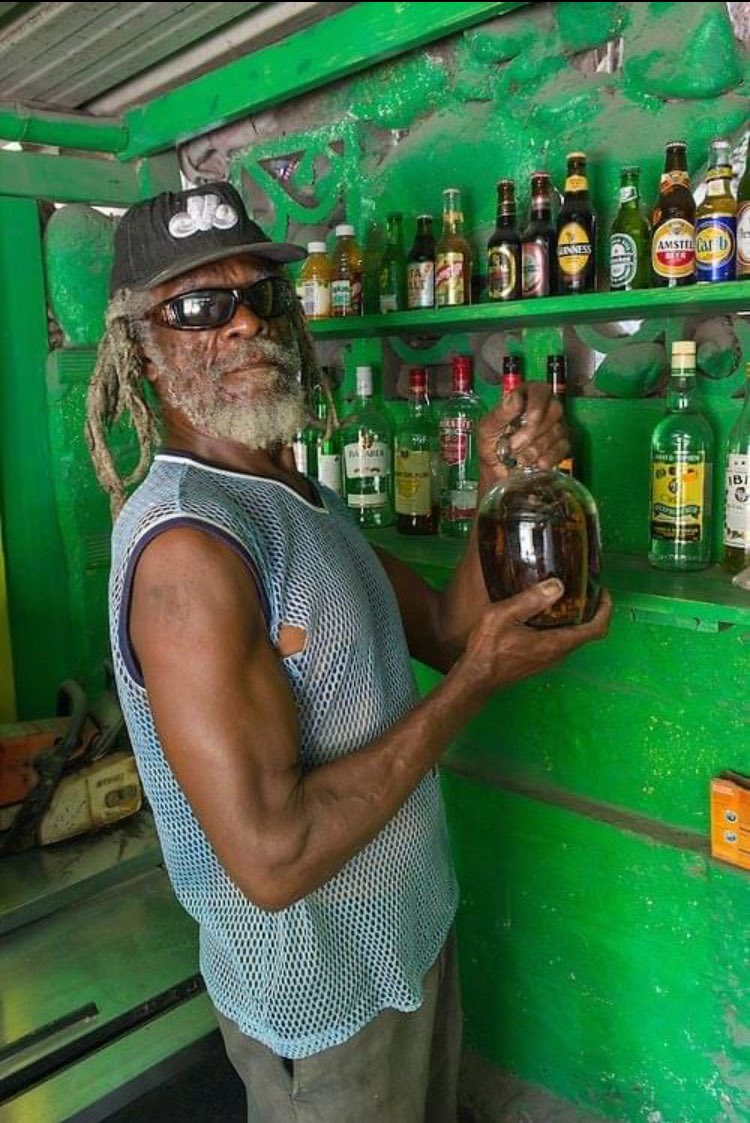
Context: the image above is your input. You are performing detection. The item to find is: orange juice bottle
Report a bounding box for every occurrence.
[297,241,331,319]
[329,224,363,316]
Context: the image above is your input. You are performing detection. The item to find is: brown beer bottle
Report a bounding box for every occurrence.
[487,179,521,301]
[556,153,597,294]
[651,141,696,288]
[435,188,472,307]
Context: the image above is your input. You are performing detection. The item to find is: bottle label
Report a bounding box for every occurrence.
[344,439,390,480]
[650,452,707,543]
[379,292,398,313]
[652,219,695,279]
[564,175,588,192]
[725,453,750,546]
[557,222,593,279]
[619,185,637,204]
[395,449,432,516]
[407,261,435,308]
[737,203,750,274]
[317,453,342,495]
[435,253,465,306]
[445,485,478,521]
[292,440,309,475]
[439,416,472,465]
[695,215,736,282]
[521,242,549,297]
[487,245,517,300]
[331,276,362,316]
[610,232,638,289]
[300,279,331,318]
[660,171,690,191]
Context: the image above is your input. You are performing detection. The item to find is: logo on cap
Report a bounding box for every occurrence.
[168,193,239,239]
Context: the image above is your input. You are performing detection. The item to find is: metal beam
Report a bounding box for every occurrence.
[0,150,142,204]
[120,1,527,160]
[0,102,127,152]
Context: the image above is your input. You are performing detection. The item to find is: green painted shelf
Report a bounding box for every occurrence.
[310,280,750,338]
[366,528,750,631]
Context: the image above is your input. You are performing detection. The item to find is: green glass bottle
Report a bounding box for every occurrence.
[609,166,651,291]
[378,212,408,313]
[438,355,485,538]
[649,340,714,571]
[723,361,750,574]
[340,365,394,528]
[394,367,438,535]
[312,380,342,497]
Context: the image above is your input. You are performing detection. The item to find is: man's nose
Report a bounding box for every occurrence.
[222,298,269,339]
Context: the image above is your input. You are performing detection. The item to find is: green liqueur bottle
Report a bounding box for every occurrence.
[438,354,485,538]
[394,367,438,535]
[609,166,651,291]
[649,340,714,570]
[378,212,408,313]
[340,365,394,528]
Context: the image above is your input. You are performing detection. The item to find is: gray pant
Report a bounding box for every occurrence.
[214,931,461,1123]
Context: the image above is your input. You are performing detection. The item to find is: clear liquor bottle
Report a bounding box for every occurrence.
[340,365,394,528]
[438,355,485,538]
[394,367,438,535]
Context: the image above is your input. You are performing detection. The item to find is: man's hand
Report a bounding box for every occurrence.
[478,380,568,490]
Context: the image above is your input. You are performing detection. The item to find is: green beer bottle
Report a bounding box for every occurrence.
[609,167,651,291]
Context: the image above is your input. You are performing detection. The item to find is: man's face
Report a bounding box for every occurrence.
[139,253,307,450]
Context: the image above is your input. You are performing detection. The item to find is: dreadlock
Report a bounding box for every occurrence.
[85,283,321,520]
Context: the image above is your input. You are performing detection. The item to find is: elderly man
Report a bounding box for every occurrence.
[86,181,610,1123]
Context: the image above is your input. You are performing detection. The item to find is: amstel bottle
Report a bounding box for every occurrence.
[651,142,695,288]
[556,152,597,294]
[435,188,472,307]
[609,167,651,291]
[487,179,521,301]
[695,138,736,284]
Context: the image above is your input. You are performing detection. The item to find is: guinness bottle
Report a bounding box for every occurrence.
[556,152,596,294]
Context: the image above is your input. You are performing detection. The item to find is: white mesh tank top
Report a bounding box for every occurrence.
[110,451,458,1058]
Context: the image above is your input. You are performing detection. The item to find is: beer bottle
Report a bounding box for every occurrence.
[435,188,472,307]
[651,141,695,288]
[736,137,750,279]
[487,179,521,301]
[695,138,736,284]
[522,171,557,297]
[407,214,436,309]
[556,152,597,294]
[609,167,651,291]
[378,212,408,312]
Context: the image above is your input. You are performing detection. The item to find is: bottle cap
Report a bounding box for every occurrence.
[409,366,428,388]
[567,151,586,161]
[672,341,696,356]
[666,140,687,148]
[307,241,327,253]
[416,213,433,220]
[335,224,355,236]
[355,365,373,395]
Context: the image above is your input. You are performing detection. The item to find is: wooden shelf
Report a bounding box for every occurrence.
[310,280,750,338]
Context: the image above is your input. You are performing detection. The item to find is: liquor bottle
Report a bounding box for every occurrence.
[312,380,342,497]
[438,355,484,537]
[297,241,331,319]
[407,214,436,309]
[547,354,576,477]
[522,171,557,297]
[736,137,750,279]
[556,152,597,294]
[609,167,651,291]
[723,361,750,573]
[329,224,363,316]
[695,138,736,284]
[502,354,523,394]
[651,141,696,288]
[435,188,472,307]
[487,179,521,301]
[292,421,317,479]
[378,212,408,312]
[649,340,714,570]
[340,365,394,528]
[394,367,438,535]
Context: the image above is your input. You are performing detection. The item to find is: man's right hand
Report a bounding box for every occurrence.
[458,580,612,697]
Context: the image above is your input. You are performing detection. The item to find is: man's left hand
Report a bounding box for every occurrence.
[478,381,569,489]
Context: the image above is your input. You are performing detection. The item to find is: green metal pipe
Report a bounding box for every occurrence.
[0,103,127,154]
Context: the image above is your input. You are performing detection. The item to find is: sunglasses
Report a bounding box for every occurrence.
[151,276,296,330]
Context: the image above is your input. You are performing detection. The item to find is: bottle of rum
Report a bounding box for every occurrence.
[407,214,436,309]
[487,179,521,301]
[340,366,394,528]
[723,361,750,573]
[435,188,472,307]
[394,367,438,535]
[378,212,408,312]
[522,171,557,297]
[651,141,696,288]
[438,355,484,537]
[695,138,736,284]
[649,340,714,570]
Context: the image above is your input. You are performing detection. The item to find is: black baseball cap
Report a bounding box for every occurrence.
[110,181,307,295]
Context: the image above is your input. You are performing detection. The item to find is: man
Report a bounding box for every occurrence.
[86,181,611,1123]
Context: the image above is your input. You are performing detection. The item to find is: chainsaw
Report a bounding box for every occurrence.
[0,668,142,854]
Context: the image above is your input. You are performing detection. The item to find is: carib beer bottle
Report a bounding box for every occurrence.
[695,138,736,284]
[651,141,695,288]
[556,152,597,294]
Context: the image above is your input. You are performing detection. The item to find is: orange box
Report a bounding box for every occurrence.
[710,772,750,871]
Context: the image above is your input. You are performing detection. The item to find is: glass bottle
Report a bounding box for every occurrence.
[340,365,394,528]
[292,420,317,479]
[329,224,363,317]
[502,355,523,394]
[609,167,651,291]
[435,188,472,307]
[736,136,750,279]
[297,241,331,319]
[438,355,485,537]
[407,214,436,309]
[723,361,750,573]
[547,354,576,477]
[487,179,521,301]
[312,379,342,497]
[651,141,696,288]
[394,367,438,536]
[556,152,597,294]
[477,401,602,628]
[649,340,714,570]
[522,171,557,298]
[378,212,408,313]
[695,138,736,284]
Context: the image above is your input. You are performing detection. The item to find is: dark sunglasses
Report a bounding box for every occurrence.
[151,276,296,330]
